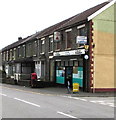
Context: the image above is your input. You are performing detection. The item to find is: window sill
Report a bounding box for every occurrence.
[65,48,71,50]
[55,49,60,52]
[48,51,53,53]
[33,55,37,57]
[40,52,45,55]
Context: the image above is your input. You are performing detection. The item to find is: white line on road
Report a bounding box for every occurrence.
[57,111,77,119]
[0,93,7,96]
[14,98,40,107]
[79,98,87,101]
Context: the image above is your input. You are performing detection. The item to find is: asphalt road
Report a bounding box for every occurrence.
[0,84,115,119]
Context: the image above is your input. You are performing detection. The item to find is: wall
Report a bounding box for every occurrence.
[92,3,116,90]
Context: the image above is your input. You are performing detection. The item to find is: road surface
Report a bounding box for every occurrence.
[0,84,115,119]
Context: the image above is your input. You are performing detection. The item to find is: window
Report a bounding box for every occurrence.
[13,48,16,60]
[41,38,45,54]
[78,27,87,36]
[49,37,53,52]
[55,41,60,51]
[65,29,72,49]
[17,46,21,58]
[33,41,37,56]
[26,43,32,57]
[6,51,9,61]
[41,61,45,77]
[3,52,6,61]
[22,45,26,58]
[10,49,12,60]
[77,25,87,48]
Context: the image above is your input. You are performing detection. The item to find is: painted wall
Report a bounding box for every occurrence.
[92,3,116,90]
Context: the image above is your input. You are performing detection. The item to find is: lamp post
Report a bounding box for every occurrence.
[84,45,89,92]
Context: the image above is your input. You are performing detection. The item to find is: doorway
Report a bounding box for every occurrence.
[65,67,73,87]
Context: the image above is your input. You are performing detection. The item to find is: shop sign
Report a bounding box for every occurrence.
[54,32,61,42]
[53,49,85,56]
[76,36,87,44]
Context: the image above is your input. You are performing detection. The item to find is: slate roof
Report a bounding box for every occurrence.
[2,1,109,52]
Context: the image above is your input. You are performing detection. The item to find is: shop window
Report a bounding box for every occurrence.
[72,66,83,87]
[69,61,73,66]
[61,61,65,66]
[56,67,65,84]
[78,60,83,67]
[65,61,69,66]
[56,61,61,67]
[74,61,78,67]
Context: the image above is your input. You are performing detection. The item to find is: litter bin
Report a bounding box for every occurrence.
[31,73,37,88]
[73,83,79,93]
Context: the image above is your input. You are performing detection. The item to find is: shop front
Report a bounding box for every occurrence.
[53,49,85,90]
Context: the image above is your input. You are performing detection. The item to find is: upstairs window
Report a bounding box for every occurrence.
[55,42,60,51]
[10,49,12,61]
[22,45,26,58]
[3,52,6,61]
[78,27,87,36]
[41,38,45,54]
[33,41,37,56]
[49,36,53,52]
[17,46,21,58]
[6,51,9,61]
[26,43,32,57]
[65,29,72,49]
[13,48,16,60]
[77,24,87,48]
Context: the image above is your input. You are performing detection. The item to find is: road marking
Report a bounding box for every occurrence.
[0,93,7,96]
[109,104,116,107]
[2,86,54,96]
[90,101,97,103]
[67,96,87,102]
[99,102,108,105]
[90,100,115,107]
[79,98,87,101]
[57,111,77,119]
[14,98,40,107]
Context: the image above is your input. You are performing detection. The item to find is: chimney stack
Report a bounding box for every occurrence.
[18,37,22,41]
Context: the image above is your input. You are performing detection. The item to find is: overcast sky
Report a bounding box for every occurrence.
[0,0,107,49]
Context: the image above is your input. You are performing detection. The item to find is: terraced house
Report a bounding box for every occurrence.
[1,0,116,92]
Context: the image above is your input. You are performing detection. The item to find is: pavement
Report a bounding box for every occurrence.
[1,83,115,97]
[33,86,115,97]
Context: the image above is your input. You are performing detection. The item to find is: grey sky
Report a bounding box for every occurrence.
[0,0,107,49]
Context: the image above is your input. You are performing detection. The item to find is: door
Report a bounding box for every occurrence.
[65,67,73,87]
